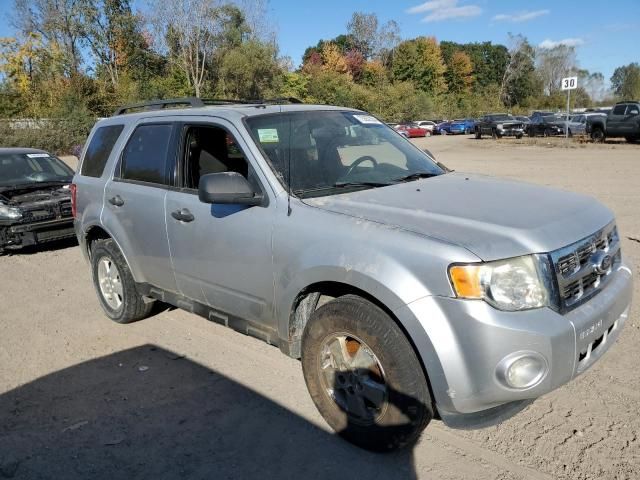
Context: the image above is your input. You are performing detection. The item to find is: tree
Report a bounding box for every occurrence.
[579,70,606,102]
[320,42,349,76]
[536,44,577,94]
[79,0,148,88]
[500,34,539,107]
[441,41,509,88]
[147,0,249,97]
[217,40,280,99]
[346,12,400,61]
[13,0,86,75]
[611,63,640,100]
[446,51,473,94]
[392,37,447,95]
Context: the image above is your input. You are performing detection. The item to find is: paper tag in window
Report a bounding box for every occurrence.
[257,129,279,143]
[352,114,382,125]
[26,153,50,158]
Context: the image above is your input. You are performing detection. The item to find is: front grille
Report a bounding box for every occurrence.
[550,223,620,311]
[60,201,72,217]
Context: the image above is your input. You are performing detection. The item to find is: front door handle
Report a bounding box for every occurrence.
[171,208,195,223]
[108,195,124,207]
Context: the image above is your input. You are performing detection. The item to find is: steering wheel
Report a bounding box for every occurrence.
[344,155,378,177]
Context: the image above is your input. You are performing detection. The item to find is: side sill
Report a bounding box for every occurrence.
[136,282,281,349]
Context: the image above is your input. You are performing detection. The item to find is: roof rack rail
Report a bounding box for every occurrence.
[112,96,304,116]
[113,97,206,116]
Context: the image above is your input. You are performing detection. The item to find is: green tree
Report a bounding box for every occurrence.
[446,51,473,94]
[500,34,540,107]
[611,63,640,100]
[392,37,447,96]
[217,40,280,99]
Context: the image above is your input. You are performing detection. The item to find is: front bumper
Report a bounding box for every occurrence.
[395,257,633,426]
[497,127,524,137]
[0,217,75,249]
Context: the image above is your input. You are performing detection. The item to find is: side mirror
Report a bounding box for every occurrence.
[198,172,264,206]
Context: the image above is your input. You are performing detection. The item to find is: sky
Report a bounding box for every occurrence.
[1,0,638,85]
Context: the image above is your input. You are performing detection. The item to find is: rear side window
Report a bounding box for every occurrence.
[81,125,124,177]
[120,124,173,185]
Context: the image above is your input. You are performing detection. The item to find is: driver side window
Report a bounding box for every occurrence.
[182,125,256,191]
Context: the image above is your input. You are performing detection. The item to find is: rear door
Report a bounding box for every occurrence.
[102,121,178,292]
[164,118,275,327]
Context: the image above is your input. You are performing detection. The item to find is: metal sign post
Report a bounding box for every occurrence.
[561,76,578,139]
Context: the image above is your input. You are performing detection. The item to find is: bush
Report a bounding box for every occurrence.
[0,116,95,155]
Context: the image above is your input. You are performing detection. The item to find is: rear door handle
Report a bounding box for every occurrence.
[108,195,124,207]
[171,208,195,223]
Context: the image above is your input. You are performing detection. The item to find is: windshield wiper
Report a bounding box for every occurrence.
[393,172,439,183]
[333,180,394,188]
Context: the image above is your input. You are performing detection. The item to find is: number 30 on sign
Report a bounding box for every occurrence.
[561,77,578,90]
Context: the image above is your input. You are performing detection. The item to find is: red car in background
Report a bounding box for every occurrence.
[394,123,430,138]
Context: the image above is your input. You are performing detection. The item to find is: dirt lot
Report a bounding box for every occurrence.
[1,135,638,479]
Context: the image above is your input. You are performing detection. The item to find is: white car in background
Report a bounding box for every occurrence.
[415,120,436,132]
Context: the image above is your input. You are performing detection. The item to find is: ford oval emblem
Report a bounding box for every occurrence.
[591,251,612,275]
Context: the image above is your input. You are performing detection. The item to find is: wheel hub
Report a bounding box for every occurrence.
[97,256,123,310]
[319,334,388,425]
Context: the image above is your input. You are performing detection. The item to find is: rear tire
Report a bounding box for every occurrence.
[625,136,638,143]
[301,295,433,452]
[91,238,153,324]
[474,129,481,139]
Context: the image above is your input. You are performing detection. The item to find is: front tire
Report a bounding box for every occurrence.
[301,295,433,452]
[591,127,605,143]
[91,238,153,324]
[475,129,482,139]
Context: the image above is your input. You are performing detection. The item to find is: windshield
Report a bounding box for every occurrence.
[488,114,512,121]
[0,152,74,187]
[245,111,444,198]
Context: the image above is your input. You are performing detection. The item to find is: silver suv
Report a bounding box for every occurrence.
[73,98,633,452]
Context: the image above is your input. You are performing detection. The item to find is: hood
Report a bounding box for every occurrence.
[304,173,613,261]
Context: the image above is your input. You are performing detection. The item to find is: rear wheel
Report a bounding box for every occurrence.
[625,136,638,143]
[301,295,433,452]
[492,129,502,139]
[475,129,482,139]
[91,238,153,323]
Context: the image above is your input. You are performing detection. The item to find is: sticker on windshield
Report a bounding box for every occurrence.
[257,128,279,143]
[26,153,50,158]
[352,114,382,125]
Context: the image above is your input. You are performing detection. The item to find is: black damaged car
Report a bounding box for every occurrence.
[0,148,76,254]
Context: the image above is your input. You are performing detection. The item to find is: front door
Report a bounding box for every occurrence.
[165,119,276,328]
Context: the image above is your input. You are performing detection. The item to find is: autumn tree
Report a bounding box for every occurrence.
[446,51,473,94]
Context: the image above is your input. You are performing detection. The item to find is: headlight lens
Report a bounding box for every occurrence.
[496,123,504,129]
[0,204,22,220]
[449,255,549,311]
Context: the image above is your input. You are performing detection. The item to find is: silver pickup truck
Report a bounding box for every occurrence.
[73,99,633,451]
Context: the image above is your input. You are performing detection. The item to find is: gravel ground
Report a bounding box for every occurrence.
[0,135,638,479]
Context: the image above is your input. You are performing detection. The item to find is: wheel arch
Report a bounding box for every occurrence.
[281,279,440,415]
[82,224,141,283]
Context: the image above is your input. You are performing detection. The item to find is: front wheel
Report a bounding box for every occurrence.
[591,127,605,143]
[475,129,482,139]
[301,295,433,452]
[91,238,153,323]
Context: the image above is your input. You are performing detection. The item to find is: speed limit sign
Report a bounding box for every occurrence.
[561,76,578,90]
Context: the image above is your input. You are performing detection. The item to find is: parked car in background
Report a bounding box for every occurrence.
[515,116,531,126]
[565,113,607,137]
[529,111,557,123]
[0,148,75,254]
[396,123,429,138]
[527,115,565,137]
[386,122,399,130]
[459,118,476,134]
[415,120,436,133]
[474,114,525,139]
[434,121,452,135]
[448,120,467,135]
[586,101,640,143]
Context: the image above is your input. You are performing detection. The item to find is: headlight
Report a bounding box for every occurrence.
[449,255,549,311]
[0,204,22,220]
[496,123,504,129]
